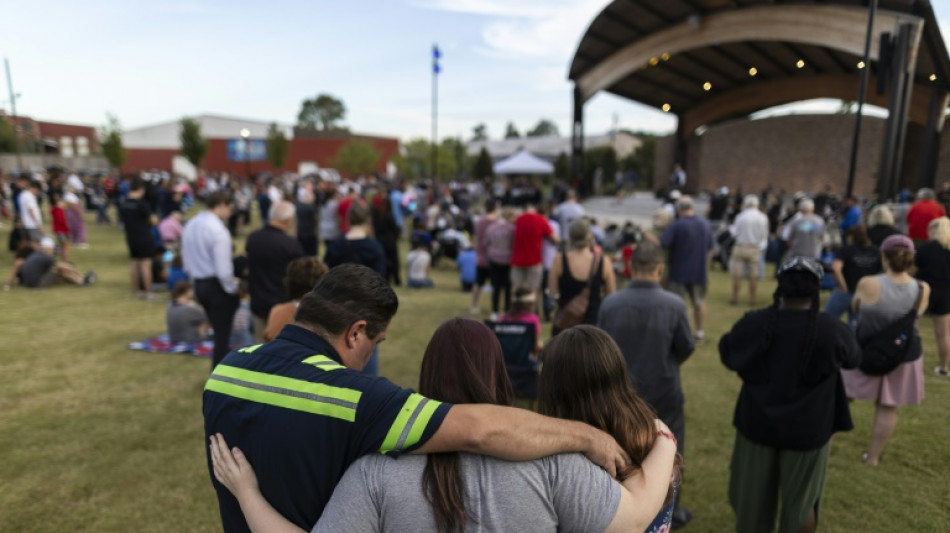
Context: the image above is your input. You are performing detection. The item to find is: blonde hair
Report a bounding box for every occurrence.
[652,208,673,231]
[929,217,950,250]
[866,205,894,227]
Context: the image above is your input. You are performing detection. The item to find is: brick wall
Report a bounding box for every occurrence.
[654,114,950,197]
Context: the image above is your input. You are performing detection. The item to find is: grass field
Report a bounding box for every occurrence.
[1,212,947,532]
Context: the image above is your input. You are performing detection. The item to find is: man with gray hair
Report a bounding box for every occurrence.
[661,196,713,340]
[729,194,769,306]
[907,187,946,244]
[782,198,825,260]
[598,240,695,528]
[246,200,305,342]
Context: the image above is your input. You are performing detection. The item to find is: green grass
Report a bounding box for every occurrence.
[1,213,947,532]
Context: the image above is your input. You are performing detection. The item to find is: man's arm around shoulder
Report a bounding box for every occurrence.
[414,404,630,478]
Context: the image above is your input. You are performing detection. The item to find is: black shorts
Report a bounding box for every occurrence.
[928,282,950,315]
[476,266,490,286]
[127,239,154,260]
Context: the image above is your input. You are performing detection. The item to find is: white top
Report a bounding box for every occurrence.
[731,208,770,249]
[406,250,431,281]
[18,190,42,229]
[66,174,84,193]
[181,211,237,293]
[64,191,81,205]
[267,184,283,204]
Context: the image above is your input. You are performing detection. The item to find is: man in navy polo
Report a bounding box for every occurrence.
[204,264,629,533]
[661,196,713,340]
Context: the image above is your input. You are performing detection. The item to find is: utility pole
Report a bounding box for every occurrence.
[4,58,22,170]
[845,0,877,198]
[432,44,440,180]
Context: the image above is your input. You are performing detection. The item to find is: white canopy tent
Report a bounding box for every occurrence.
[492,149,554,175]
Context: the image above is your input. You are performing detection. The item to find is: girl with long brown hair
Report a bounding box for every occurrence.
[210,318,677,532]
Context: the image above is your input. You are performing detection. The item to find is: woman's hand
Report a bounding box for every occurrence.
[209,433,259,500]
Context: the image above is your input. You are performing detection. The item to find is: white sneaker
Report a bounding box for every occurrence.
[694,330,705,341]
[489,312,499,321]
[469,307,480,315]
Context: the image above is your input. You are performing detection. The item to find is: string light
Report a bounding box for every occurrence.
[748,67,758,76]
[857,61,866,69]
[662,103,671,112]
[661,53,671,61]
[649,57,659,66]
[703,81,712,91]
[796,59,805,69]
[931,74,938,81]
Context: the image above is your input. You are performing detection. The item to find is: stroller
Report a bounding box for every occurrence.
[713,223,735,271]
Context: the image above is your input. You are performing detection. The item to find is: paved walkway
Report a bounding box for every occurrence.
[581,192,710,228]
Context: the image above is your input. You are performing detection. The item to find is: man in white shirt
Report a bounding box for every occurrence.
[182,190,239,368]
[18,179,44,243]
[66,172,84,193]
[552,190,585,241]
[729,195,770,306]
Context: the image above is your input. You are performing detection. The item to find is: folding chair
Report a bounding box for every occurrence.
[485,320,540,407]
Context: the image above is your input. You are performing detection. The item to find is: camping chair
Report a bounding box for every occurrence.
[485,320,540,407]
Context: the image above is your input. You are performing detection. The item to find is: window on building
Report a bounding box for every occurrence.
[60,136,74,157]
[76,136,89,156]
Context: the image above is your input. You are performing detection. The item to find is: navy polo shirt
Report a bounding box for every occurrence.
[203,325,451,532]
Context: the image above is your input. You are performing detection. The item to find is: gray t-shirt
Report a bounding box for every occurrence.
[20,252,55,287]
[166,302,207,344]
[785,213,825,259]
[312,452,621,533]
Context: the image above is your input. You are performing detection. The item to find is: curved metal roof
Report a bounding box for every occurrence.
[569,0,950,133]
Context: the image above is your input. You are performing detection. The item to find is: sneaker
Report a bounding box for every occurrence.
[489,312,499,321]
[935,366,950,377]
[469,306,480,316]
[77,243,90,250]
[82,270,97,286]
[694,330,705,341]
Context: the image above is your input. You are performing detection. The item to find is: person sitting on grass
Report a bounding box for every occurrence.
[407,237,434,289]
[209,318,678,533]
[263,257,328,342]
[456,245,477,293]
[4,237,95,290]
[166,280,209,344]
[500,287,543,354]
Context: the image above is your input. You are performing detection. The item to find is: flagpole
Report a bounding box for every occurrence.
[431,44,440,180]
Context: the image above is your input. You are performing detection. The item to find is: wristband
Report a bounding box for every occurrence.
[657,429,677,448]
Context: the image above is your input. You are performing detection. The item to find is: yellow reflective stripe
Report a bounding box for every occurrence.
[238,344,263,353]
[205,364,361,422]
[301,355,345,371]
[379,393,442,454]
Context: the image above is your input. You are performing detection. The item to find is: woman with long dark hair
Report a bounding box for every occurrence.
[210,318,677,532]
[720,256,861,532]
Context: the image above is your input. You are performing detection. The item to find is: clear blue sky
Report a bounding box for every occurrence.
[2,0,948,141]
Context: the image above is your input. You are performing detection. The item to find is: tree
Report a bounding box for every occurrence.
[333,140,380,176]
[553,151,569,180]
[527,119,559,137]
[179,117,208,173]
[620,133,657,189]
[473,147,494,179]
[0,116,16,153]
[442,137,467,180]
[504,122,521,139]
[99,113,127,170]
[471,123,488,141]
[297,93,346,130]
[265,122,289,170]
[394,138,431,180]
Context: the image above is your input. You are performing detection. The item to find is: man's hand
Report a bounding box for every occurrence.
[209,433,259,500]
[584,427,631,479]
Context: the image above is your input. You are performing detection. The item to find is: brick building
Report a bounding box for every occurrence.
[122,114,398,178]
[0,112,99,156]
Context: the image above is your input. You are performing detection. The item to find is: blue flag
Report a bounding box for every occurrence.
[433,44,441,75]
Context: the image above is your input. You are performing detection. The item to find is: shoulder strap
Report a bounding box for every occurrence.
[587,253,601,290]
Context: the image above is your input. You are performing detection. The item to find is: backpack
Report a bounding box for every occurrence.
[857,282,923,376]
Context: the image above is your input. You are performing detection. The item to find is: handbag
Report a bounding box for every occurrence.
[554,253,600,331]
[857,281,923,376]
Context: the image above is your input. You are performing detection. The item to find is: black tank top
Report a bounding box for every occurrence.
[557,252,604,324]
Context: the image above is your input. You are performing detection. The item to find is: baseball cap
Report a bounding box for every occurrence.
[881,234,914,253]
[777,256,823,281]
[40,237,55,249]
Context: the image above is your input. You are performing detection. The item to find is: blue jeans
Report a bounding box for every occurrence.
[825,289,855,328]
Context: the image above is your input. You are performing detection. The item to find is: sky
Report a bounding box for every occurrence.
[2,0,949,142]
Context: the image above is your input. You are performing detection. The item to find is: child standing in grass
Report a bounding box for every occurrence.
[50,193,70,262]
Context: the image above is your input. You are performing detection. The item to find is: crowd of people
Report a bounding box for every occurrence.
[3,163,949,532]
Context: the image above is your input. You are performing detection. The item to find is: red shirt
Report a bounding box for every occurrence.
[907,200,946,240]
[510,212,553,267]
[337,196,354,234]
[51,206,69,234]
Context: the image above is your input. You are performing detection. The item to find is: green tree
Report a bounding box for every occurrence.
[436,139,460,180]
[297,93,346,130]
[394,138,431,180]
[333,140,380,176]
[504,122,521,139]
[527,119,559,137]
[620,134,656,189]
[179,117,208,173]
[473,147,494,179]
[553,151,569,180]
[471,123,488,141]
[99,113,127,170]
[0,116,16,153]
[265,122,289,170]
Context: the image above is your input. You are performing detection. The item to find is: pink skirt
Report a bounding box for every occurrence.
[841,357,924,407]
